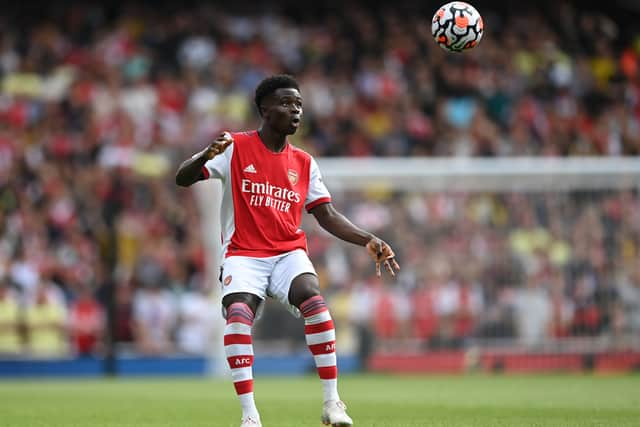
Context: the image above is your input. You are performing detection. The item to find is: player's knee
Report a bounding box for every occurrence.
[289,273,321,308]
[222,292,260,317]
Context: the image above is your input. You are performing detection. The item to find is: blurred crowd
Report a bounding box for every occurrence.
[311,189,640,353]
[1,1,640,158]
[1,1,640,358]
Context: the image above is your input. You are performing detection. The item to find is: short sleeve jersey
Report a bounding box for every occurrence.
[202,131,331,258]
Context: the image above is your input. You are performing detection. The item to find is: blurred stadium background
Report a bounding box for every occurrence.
[1,0,640,389]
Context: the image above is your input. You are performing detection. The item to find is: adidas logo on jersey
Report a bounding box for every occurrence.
[243,164,257,173]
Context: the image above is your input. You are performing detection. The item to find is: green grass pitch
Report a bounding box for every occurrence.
[1,374,639,426]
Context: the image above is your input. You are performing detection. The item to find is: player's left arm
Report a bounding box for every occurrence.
[310,202,400,277]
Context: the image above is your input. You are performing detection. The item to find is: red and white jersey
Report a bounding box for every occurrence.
[202,131,331,258]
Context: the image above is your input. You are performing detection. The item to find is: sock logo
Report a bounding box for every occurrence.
[326,343,335,352]
[224,275,232,286]
[232,356,253,367]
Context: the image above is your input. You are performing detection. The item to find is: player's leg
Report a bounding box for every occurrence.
[220,257,271,427]
[222,293,262,426]
[289,273,340,399]
[268,250,352,426]
[289,274,353,426]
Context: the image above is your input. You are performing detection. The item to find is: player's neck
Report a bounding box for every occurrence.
[257,126,287,153]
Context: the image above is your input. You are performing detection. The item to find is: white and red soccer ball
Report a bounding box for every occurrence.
[432,2,484,52]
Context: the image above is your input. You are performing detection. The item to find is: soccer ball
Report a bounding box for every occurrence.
[432,2,484,52]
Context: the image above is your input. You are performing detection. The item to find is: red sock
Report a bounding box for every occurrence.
[300,295,340,402]
[224,303,259,418]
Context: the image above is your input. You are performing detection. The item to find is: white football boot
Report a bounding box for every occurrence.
[321,400,353,426]
[240,415,261,427]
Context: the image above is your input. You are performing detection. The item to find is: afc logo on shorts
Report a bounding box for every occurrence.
[224,275,233,286]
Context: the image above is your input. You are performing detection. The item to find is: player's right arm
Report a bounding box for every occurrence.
[175,132,233,187]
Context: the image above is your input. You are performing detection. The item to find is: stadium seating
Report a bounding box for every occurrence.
[0,1,638,373]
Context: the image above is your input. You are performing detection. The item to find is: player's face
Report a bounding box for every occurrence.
[265,88,303,135]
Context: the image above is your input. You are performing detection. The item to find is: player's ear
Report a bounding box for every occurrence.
[260,93,277,118]
[259,102,269,119]
[255,99,263,117]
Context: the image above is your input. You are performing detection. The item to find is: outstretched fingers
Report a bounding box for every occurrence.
[367,238,400,278]
[383,259,394,276]
[384,256,401,276]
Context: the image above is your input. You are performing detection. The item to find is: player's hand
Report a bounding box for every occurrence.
[204,132,233,159]
[366,237,400,277]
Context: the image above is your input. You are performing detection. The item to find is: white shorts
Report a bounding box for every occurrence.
[220,249,316,317]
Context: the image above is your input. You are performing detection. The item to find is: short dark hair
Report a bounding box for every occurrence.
[254,74,300,116]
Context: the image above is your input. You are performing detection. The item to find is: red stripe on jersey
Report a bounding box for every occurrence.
[201,166,210,179]
[234,379,254,395]
[304,320,335,335]
[224,334,252,346]
[227,355,254,368]
[305,197,331,212]
[308,341,336,355]
[317,366,338,380]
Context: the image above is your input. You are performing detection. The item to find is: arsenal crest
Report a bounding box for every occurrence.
[288,169,299,185]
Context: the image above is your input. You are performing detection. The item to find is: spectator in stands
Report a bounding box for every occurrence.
[0,282,21,355]
[411,274,439,347]
[432,257,461,348]
[453,267,484,344]
[373,283,410,345]
[617,262,640,334]
[176,279,217,355]
[68,284,104,356]
[571,273,601,336]
[132,278,177,355]
[548,272,574,338]
[24,282,69,357]
[114,283,135,346]
[514,272,552,348]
